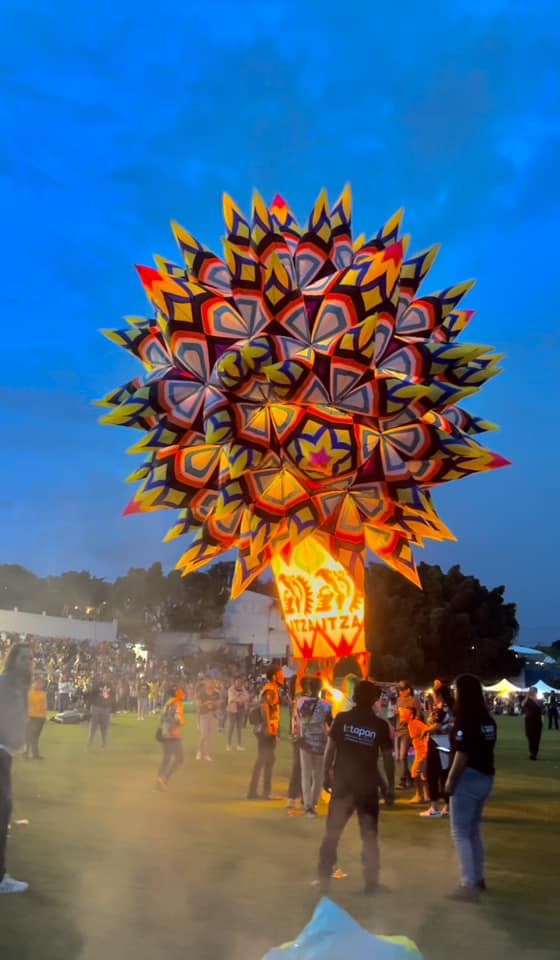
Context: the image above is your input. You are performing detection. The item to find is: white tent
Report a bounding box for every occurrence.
[533,679,559,695]
[483,678,524,694]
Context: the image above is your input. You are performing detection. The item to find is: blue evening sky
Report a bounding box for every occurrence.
[2,0,559,642]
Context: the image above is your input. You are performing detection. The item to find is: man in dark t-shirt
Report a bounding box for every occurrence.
[318,681,394,894]
[86,676,115,749]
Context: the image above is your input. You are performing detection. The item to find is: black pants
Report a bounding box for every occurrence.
[288,741,303,801]
[248,734,276,798]
[25,718,45,758]
[426,739,448,802]
[548,711,559,730]
[318,790,380,887]
[526,722,542,758]
[0,751,13,881]
[158,740,183,782]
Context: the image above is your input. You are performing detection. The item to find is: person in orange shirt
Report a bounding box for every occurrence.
[403,706,429,804]
[156,688,186,791]
[25,677,48,761]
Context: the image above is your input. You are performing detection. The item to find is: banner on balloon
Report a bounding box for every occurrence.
[272,536,366,662]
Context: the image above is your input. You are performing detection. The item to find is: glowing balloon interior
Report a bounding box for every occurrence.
[99,187,509,669]
[272,536,367,676]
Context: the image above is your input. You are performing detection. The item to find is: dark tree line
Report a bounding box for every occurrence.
[1,559,520,680]
[366,562,520,684]
[0,562,233,641]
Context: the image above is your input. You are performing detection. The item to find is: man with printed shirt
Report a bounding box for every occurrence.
[318,680,394,895]
[296,676,333,817]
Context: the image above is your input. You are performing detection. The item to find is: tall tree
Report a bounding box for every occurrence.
[366,562,519,683]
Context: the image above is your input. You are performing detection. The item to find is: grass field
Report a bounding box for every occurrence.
[1,714,559,960]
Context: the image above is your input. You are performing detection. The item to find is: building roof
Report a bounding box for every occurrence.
[512,645,555,664]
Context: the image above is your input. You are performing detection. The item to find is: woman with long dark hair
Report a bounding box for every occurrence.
[445,674,497,901]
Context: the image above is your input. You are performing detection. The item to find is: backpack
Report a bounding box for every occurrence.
[249,702,263,728]
[298,698,329,754]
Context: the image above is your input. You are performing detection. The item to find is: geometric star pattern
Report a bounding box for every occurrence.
[98,186,509,598]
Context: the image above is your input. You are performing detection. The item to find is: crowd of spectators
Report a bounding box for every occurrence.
[0,633,261,718]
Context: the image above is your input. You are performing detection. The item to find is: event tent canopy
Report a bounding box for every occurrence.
[483,678,524,694]
[533,679,559,695]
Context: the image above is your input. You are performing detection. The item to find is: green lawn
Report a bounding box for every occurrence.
[1,715,559,960]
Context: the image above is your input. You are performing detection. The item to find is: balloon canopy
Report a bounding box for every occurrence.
[99,187,509,603]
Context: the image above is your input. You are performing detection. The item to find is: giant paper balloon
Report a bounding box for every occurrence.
[99,188,509,635]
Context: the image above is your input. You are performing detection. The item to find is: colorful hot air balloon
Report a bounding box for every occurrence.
[99,187,508,678]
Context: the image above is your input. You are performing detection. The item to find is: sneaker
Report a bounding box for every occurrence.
[304,809,317,818]
[236,745,245,751]
[195,752,202,761]
[420,807,442,818]
[288,807,306,816]
[446,886,480,903]
[0,875,28,894]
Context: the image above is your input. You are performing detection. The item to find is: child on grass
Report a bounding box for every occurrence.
[403,706,429,804]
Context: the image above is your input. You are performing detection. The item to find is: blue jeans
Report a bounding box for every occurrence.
[450,767,494,887]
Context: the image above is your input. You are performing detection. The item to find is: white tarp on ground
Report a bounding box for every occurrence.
[484,678,524,694]
[262,898,424,960]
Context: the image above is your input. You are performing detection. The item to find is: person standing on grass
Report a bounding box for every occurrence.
[403,706,429,805]
[247,686,280,801]
[25,676,48,760]
[421,683,455,819]
[87,674,115,749]
[522,687,543,760]
[156,688,186,791]
[318,681,394,896]
[395,681,420,790]
[137,678,150,720]
[296,676,333,818]
[445,673,497,902]
[196,678,220,761]
[0,642,33,894]
[287,677,306,814]
[226,677,250,751]
[547,695,559,731]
